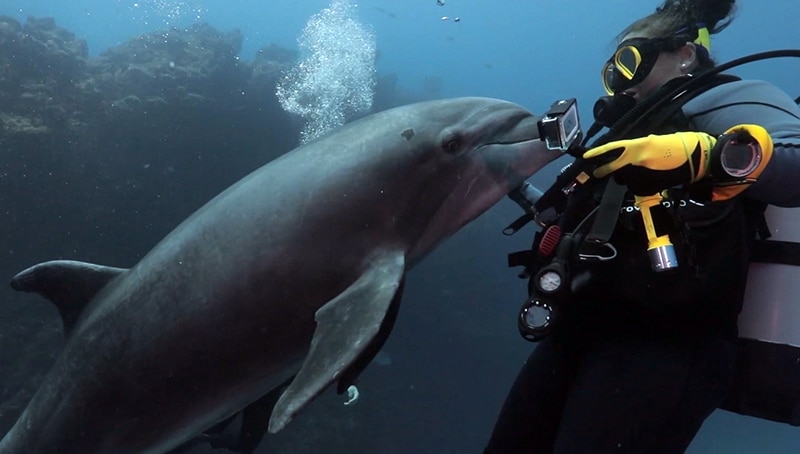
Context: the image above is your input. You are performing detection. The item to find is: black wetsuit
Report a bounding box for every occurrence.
[484,79,800,453]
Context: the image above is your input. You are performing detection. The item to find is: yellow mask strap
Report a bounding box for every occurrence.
[694,26,711,52]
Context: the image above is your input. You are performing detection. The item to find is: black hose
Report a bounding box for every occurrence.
[615,49,800,141]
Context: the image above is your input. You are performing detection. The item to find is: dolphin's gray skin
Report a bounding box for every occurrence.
[0,97,561,454]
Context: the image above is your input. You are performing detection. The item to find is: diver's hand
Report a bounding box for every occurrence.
[582,131,716,195]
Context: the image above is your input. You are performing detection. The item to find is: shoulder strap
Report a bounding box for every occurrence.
[751,240,800,266]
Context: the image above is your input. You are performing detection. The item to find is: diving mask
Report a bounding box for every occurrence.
[601,25,711,95]
[601,37,684,95]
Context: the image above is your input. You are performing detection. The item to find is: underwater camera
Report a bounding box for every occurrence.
[537,98,582,152]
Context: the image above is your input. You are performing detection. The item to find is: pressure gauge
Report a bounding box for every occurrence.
[536,269,563,294]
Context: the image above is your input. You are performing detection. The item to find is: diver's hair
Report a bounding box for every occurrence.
[617,0,738,68]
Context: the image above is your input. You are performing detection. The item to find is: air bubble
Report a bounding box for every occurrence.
[276,0,376,144]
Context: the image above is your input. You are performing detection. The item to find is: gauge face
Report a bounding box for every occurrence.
[538,270,562,293]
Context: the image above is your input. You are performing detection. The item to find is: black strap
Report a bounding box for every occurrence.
[508,249,536,268]
[532,162,584,216]
[503,212,536,236]
[751,240,800,266]
[585,180,627,243]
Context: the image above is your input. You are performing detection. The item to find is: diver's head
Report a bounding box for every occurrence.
[601,0,737,99]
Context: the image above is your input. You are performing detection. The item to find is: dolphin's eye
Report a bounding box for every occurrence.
[443,136,462,154]
[446,139,461,152]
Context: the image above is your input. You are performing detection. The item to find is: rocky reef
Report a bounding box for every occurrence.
[0,16,89,135]
[0,16,288,134]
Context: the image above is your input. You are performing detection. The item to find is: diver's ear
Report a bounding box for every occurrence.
[677,42,697,73]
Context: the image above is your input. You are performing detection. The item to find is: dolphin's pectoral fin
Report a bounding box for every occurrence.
[335,276,404,394]
[267,250,406,433]
[10,260,127,336]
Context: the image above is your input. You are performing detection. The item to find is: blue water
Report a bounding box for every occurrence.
[1,1,799,452]
[5,0,798,124]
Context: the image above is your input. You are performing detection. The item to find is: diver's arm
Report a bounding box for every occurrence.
[684,79,800,207]
[748,132,800,207]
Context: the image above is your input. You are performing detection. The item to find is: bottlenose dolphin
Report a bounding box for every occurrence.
[0,97,560,453]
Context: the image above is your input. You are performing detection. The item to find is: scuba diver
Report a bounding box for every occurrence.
[484,0,800,453]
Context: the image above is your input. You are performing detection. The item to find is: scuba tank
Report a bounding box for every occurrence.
[721,205,800,425]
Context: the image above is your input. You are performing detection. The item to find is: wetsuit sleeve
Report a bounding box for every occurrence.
[683,79,800,207]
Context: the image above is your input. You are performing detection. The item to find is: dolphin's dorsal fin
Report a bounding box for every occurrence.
[267,250,406,433]
[10,260,127,335]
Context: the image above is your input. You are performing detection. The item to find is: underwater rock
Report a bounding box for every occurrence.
[0,16,300,148]
[87,23,250,106]
[251,44,298,88]
[0,16,88,83]
[0,16,92,138]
